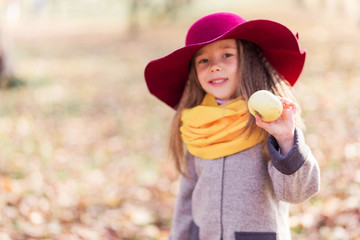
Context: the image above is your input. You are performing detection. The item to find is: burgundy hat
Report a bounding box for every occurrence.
[144,12,306,109]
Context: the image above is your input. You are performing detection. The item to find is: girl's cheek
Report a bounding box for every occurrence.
[196,65,208,73]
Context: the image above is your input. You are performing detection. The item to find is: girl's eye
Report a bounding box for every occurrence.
[223,53,233,58]
[198,59,208,64]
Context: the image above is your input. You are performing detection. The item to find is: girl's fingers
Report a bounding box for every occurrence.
[255,114,263,123]
[280,98,297,113]
[254,114,270,130]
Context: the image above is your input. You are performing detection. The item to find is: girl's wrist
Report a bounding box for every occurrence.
[275,131,295,156]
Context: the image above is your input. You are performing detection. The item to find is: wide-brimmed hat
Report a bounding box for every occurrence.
[144,12,306,109]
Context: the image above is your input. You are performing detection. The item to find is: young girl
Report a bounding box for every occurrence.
[144,12,320,240]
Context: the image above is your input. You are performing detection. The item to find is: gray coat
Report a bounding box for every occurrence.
[169,128,320,240]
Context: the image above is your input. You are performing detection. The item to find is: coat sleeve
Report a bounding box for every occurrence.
[267,128,320,204]
[169,152,199,240]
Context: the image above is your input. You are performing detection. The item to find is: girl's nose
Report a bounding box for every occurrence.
[210,62,221,72]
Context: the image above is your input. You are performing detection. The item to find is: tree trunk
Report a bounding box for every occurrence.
[0,35,14,88]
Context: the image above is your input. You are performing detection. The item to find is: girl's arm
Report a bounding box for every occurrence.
[255,98,320,203]
[169,152,199,240]
[267,128,320,203]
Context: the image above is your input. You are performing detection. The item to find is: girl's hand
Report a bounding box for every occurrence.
[254,98,297,155]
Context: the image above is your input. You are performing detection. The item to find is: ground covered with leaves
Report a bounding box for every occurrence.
[0,2,359,240]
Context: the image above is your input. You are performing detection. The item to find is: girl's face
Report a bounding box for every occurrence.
[194,39,239,101]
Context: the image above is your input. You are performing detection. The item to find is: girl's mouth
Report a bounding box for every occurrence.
[209,78,227,86]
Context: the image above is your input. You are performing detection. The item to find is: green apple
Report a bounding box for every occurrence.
[248,90,283,122]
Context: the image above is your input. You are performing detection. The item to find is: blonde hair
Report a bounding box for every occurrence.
[169,39,303,176]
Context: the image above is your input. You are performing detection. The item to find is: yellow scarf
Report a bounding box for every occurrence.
[180,94,265,159]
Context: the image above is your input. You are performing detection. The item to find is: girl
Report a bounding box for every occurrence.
[144,12,320,240]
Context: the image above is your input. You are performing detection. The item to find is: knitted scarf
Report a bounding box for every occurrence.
[180,94,265,159]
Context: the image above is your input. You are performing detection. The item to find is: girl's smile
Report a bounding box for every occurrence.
[194,39,239,101]
[209,77,228,86]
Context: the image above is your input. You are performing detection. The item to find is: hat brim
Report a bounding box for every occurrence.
[145,19,306,109]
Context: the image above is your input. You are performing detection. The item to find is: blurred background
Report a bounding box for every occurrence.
[0,0,359,239]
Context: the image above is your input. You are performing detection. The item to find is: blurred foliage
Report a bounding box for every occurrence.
[0,0,359,240]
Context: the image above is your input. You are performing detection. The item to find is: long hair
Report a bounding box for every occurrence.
[169,39,303,176]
